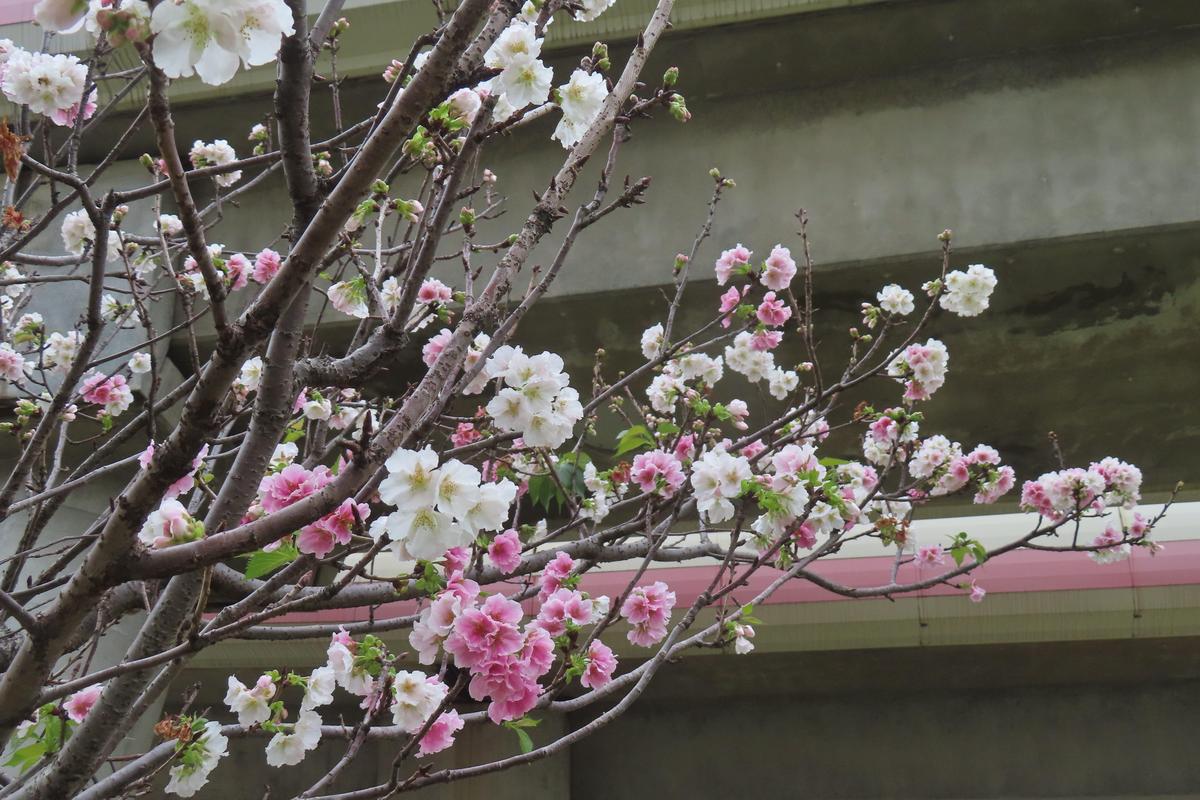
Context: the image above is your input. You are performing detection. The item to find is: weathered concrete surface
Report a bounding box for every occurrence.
[104,3,1200,303]
[492,222,1200,499]
[571,637,1200,799]
[90,0,1196,498]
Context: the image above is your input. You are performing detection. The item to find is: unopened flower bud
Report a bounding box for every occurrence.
[663,66,679,87]
[382,59,404,83]
[669,95,691,123]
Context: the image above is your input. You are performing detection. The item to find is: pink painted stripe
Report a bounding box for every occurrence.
[257,538,1200,625]
[0,1,34,26]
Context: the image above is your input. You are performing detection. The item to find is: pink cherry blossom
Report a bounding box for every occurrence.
[451,422,481,447]
[916,544,945,567]
[792,521,818,549]
[630,450,685,497]
[443,546,470,575]
[444,570,481,605]
[621,581,676,646]
[138,442,155,470]
[771,444,818,477]
[143,500,193,549]
[50,90,97,127]
[81,372,133,416]
[749,329,782,351]
[969,582,986,603]
[252,248,282,283]
[422,328,453,367]
[522,626,556,675]
[259,464,333,514]
[224,252,250,290]
[535,588,593,637]
[538,551,575,599]
[756,291,792,327]
[869,416,899,444]
[718,285,742,327]
[64,684,103,723]
[974,465,1015,504]
[446,594,525,669]
[0,346,25,382]
[761,245,797,291]
[418,709,464,756]
[488,529,522,574]
[581,640,617,689]
[417,278,453,304]
[673,434,696,462]
[936,457,971,495]
[467,655,541,723]
[741,440,766,460]
[627,620,669,647]
[297,498,370,558]
[715,244,752,286]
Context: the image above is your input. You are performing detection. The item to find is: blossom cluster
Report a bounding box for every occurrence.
[619,581,676,646]
[252,461,373,558]
[484,347,583,449]
[0,41,93,127]
[407,551,619,723]
[907,435,1016,504]
[1019,458,1143,521]
[372,447,517,561]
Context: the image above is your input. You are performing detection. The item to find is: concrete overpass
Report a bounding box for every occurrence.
[1,0,1199,796]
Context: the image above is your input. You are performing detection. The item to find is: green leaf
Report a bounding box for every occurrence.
[656,422,680,436]
[414,560,445,595]
[740,603,763,625]
[4,742,46,773]
[283,420,305,443]
[615,425,655,457]
[555,452,591,498]
[818,457,849,467]
[528,474,565,514]
[42,715,63,754]
[505,716,540,728]
[242,543,300,579]
[502,717,540,754]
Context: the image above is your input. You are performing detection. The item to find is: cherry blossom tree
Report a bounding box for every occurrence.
[0,0,1174,797]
